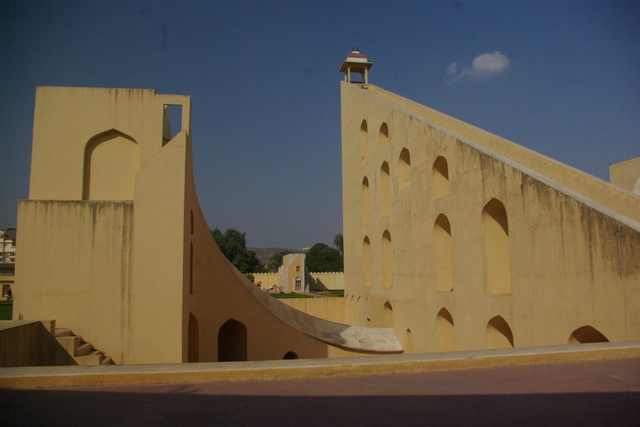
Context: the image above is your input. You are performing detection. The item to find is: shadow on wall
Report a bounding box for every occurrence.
[0,321,76,367]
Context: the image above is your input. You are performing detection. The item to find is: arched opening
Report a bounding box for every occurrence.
[432,156,450,199]
[294,277,302,292]
[482,199,512,294]
[568,326,609,344]
[356,296,362,325]
[404,328,413,354]
[283,351,299,359]
[83,129,139,200]
[382,230,393,288]
[379,123,389,151]
[360,120,368,165]
[188,312,199,362]
[398,148,411,189]
[486,315,514,349]
[218,318,248,362]
[362,177,370,224]
[380,162,391,217]
[363,236,372,288]
[436,308,455,352]
[383,301,394,328]
[434,214,454,292]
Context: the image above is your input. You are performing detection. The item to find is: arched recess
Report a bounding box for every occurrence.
[382,230,393,288]
[360,120,368,166]
[362,177,370,224]
[363,236,372,288]
[380,162,391,217]
[188,312,199,362]
[379,122,389,151]
[436,308,455,352]
[404,328,413,353]
[568,326,609,344]
[432,156,450,199]
[486,315,514,349]
[83,129,139,200]
[398,148,411,189]
[218,318,248,362]
[283,351,298,359]
[434,214,454,292]
[482,199,512,294]
[383,301,394,328]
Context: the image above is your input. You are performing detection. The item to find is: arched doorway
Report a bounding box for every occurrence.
[218,318,247,362]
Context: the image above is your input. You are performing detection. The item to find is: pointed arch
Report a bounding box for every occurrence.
[382,230,393,288]
[188,312,199,362]
[383,301,394,328]
[363,236,372,288]
[380,161,391,216]
[486,315,514,349]
[362,176,370,224]
[283,351,298,359]
[379,122,389,151]
[218,318,247,362]
[434,214,454,292]
[398,148,411,189]
[436,308,455,352]
[432,156,450,199]
[83,129,139,200]
[568,326,609,344]
[482,199,512,294]
[360,120,368,165]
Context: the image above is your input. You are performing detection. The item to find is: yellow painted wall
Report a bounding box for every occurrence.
[15,86,401,365]
[282,298,345,323]
[341,81,640,353]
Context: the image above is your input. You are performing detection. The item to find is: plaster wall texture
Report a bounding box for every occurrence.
[252,272,344,291]
[282,298,345,323]
[610,157,640,195]
[341,82,640,354]
[15,86,401,365]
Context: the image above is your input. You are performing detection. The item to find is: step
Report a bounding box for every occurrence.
[75,351,105,366]
[75,342,93,357]
[54,328,72,338]
[56,335,80,355]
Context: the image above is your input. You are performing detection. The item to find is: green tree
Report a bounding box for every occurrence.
[333,233,344,256]
[305,243,343,272]
[267,250,292,272]
[211,228,265,273]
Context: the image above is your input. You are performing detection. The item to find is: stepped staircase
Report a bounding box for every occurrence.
[54,328,114,365]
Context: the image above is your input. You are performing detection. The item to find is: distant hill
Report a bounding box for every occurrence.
[248,247,297,266]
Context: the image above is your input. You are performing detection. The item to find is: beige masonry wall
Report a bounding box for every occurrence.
[15,86,401,365]
[253,272,344,291]
[282,298,345,323]
[341,82,640,354]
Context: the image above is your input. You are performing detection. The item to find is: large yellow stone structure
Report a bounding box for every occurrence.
[14,86,401,365]
[340,51,640,353]
[11,50,639,366]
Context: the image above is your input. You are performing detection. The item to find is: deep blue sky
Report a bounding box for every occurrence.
[1,1,638,249]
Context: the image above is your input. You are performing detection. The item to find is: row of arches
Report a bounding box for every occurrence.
[362,230,393,288]
[362,198,512,294]
[360,120,389,165]
[361,154,450,224]
[433,198,512,294]
[188,316,299,362]
[348,299,609,352]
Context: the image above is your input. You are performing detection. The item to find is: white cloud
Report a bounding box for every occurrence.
[447,51,510,81]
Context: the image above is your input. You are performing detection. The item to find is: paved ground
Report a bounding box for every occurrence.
[1,357,639,426]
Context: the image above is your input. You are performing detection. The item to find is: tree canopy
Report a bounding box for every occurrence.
[267,250,292,272]
[305,243,343,272]
[211,228,265,273]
